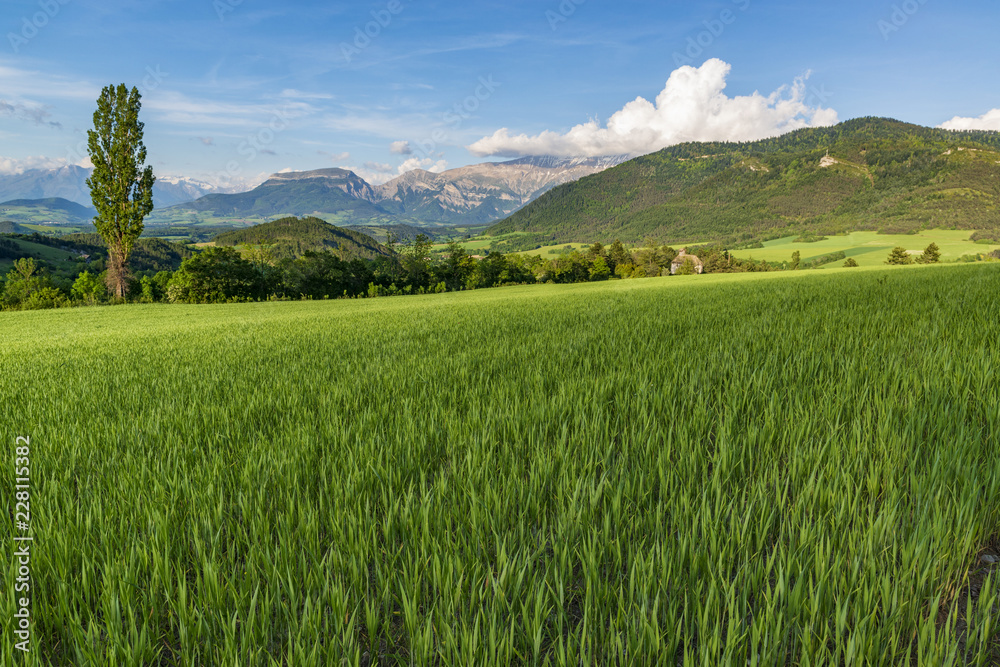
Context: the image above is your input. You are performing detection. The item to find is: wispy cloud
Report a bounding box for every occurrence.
[339,33,526,70]
[143,90,316,127]
[0,62,101,102]
[0,99,61,128]
[279,88,334,100]
[318,150,351,162]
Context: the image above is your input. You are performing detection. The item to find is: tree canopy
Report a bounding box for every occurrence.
[86,84,156,297]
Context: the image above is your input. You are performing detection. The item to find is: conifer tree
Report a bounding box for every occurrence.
[886,247,913,265]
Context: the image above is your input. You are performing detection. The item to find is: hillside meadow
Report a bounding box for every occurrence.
[1,264,999,665]
[731,230,1000,268]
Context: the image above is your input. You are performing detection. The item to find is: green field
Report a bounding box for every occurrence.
[430,236,495,254]
[515,242,590,258]
[19,225,90,236]
[2,265,999,664]
[0,238,83,277]
[732,230,1000,268]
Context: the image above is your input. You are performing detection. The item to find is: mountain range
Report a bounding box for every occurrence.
[148,155,630,228]
[2,156,629,229]
[485,118,1000,249]
[8,119,997,247]
[0,165,224,210]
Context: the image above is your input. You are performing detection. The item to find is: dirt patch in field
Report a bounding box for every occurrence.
[933,541,1000,665]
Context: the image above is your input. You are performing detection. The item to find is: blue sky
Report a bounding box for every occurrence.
[1,0,998,188]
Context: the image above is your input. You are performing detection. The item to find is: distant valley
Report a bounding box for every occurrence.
[6,119,1000,253]
[145,155,629,229]
[0,165,225,210]
[0,156,629,234]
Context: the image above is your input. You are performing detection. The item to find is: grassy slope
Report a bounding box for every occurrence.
[1,265,999,664]
[0,198,95,224]
[733,230,1000,267]
[0,236,82,276]
[486,118,1000,247]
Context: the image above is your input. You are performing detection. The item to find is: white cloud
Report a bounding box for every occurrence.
[143,91,315,127]
[348,156,449,185]
[318,150,351,162]
[279,89,334,100]
[398,157,448,174]
[0,62,100,101]
[939,109,1000,132]
[0,155,88,175]
[390,140,412,155]
[468,59,839,158]
[199,171,270,192]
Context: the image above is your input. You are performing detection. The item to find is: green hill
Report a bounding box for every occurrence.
[486,118,1000,248]
[342,223,443,243]
[0,197,96,225]
[160,171,392,225]
[211,216,392,260]
[0,221,34,235]
[59,234,195,273]
[0,234,91,277]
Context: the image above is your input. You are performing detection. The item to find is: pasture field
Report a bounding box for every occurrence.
[0,238,82,277]
[18,225,90,236]
[732,230,1000,268]
[516,242,590,258]
[430,237,495,254]
[2,264,999,665]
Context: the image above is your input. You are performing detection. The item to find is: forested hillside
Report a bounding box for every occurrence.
[211,216,392,260]
[487,118,1000,248]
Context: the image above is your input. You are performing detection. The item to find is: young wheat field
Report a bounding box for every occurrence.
[2,264,999,665]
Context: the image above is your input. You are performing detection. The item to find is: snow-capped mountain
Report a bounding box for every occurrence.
[0,166,230,208]
[2,156,631,227]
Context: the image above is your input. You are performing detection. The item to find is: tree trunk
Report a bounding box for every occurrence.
[106,249,129,299]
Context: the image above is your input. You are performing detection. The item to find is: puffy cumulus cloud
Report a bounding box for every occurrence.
[398,156,448,174]
[390,140,413,155]
[468,59,838,158]
[939,109,1000,132]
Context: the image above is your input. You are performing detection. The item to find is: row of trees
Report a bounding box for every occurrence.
[0,236,800,309]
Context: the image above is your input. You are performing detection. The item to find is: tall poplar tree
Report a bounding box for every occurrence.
[86,84,156,298]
